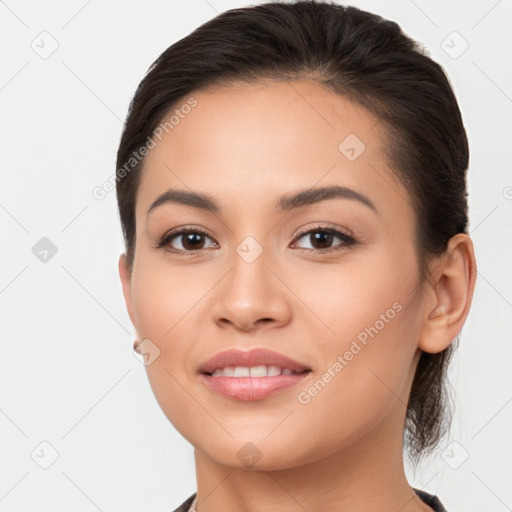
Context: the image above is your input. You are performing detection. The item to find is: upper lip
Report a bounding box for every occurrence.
[198,348,311,374]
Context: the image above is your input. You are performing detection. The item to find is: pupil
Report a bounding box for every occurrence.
[183,232,204,250]
[312,231,333,249]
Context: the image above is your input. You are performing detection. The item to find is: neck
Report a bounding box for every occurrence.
[193,404,432,512]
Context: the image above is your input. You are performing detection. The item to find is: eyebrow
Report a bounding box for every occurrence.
[147,185,378,216]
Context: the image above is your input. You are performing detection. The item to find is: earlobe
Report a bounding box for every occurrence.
[118,253,137,328]
[419,234,477,354]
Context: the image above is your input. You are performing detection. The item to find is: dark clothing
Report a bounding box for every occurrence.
[172,493,195,512]
[171,488,447,511]
[414,488,448,511]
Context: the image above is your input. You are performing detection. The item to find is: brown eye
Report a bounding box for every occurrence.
[293,227,356,252]
[177,232,206,251]
[158,229,218,254]
[308,231,334,250]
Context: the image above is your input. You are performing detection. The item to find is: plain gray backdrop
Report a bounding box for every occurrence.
[1,1,511,511]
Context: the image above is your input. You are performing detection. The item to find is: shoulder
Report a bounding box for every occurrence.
[414,488,448,512]
[170,493,196,512]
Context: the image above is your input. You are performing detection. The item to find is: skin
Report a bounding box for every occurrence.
[119,79,477,512]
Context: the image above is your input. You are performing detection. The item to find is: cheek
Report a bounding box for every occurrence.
[289,248,421,425]
[294,243,419,347]
[128,256,225,425]
[130,252,212,339]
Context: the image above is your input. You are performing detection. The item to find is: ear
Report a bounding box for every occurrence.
[118,253,137,328]
[418,233,477,354]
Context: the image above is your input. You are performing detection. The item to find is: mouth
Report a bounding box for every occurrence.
[198,348,312,400]
[206,365,308,377]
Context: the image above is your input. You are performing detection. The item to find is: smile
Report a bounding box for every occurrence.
[209,365,304,377]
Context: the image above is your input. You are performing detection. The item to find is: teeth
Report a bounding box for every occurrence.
[210,365,300,377]
[249,365,267,377]
[233,366,250,377]
[267,366,282,376]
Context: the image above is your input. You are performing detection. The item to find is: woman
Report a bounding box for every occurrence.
[116,2,476,511]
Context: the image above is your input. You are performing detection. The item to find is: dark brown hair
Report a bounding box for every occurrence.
[116,0,469,466]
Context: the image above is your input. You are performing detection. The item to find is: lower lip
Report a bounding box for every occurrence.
[200,372,311,401]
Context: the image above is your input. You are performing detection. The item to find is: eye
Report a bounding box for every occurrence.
[156,224,356,255]
[291,225,357,253]
[157,227,218,254]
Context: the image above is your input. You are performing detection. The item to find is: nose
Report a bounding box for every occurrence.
[211,248,292,333]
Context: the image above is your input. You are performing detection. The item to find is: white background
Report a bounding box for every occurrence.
[0,1,511,511]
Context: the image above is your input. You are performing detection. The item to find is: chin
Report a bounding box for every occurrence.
[192,433,325,472]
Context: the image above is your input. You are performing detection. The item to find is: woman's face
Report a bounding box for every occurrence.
[120,79,430,470]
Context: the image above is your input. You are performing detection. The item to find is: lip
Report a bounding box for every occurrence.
[198,348,311,374]
[198,348,312,401]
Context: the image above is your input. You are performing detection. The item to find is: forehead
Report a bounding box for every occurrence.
[136,79,408,220]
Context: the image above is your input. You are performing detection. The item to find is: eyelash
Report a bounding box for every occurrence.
[156,225,357,256]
